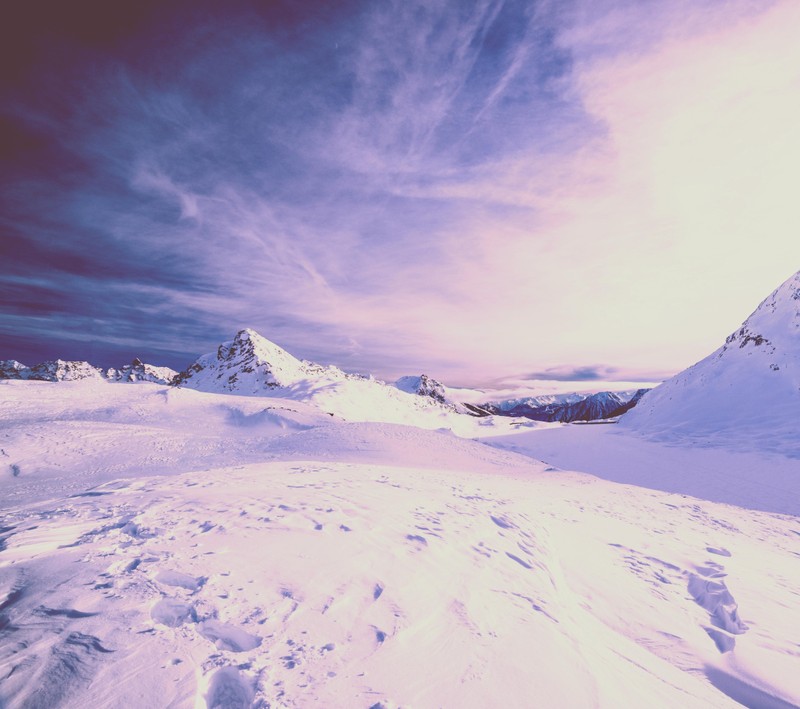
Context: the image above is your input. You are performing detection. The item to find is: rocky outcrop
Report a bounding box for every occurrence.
[26,360,104,381]
[0,360,28,379]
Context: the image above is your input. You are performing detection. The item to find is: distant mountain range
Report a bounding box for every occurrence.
[0,357,177,384]
[2,328,648,423]
[481,389,649,423]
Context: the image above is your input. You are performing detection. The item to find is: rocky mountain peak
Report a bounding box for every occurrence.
[621,270,800,457]
[721,270,799,356]
[395,374,447,403]
[174,329,315,393]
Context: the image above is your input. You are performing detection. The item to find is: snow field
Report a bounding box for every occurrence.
[2,456,799,707]
[1,380,799,707]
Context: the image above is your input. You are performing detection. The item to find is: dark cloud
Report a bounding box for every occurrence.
[523,365,620,382]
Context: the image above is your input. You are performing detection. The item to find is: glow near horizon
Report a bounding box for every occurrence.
[1,0,799,386]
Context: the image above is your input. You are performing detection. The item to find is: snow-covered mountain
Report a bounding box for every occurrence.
[173,329,495,430]
[174,328,336,392]
[622,270,800,457]
[483,389,646,422]
[105,358,177,385]
[15,359,104,381]
[395,374,447,403]
[606,387,650,417]
[487,392,587,411]
[0,357,175,384]
[0,360,28,379]
[396,374,494,417]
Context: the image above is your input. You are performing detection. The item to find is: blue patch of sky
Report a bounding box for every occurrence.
[0,0,603,373]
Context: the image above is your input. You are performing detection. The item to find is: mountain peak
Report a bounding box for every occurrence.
[725,270,799,350]
[395,374,447,403]
[175,329,312,393]
[622,270,800,457]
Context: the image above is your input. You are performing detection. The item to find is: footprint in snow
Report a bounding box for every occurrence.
[405,534,427,548]
[687,562,748,652]
[490,515,514,530]
[197,620,261,652]
[150,598,197,627]
[203,666,254,709]
[706,546,732,557]
[155,570,205,592]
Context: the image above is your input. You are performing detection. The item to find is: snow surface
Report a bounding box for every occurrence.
[2,379,799,708]
[482,423,800,517]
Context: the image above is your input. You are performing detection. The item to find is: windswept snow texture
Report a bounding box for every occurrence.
[1,380,800,708]
[622,270,800,458]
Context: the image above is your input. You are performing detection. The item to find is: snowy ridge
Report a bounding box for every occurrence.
[622,270,800,457]
[105,358,177,385]
[24,359,104,382]
[0,360,28,379]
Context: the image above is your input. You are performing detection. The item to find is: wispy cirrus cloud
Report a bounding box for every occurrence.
[1,0,798,386]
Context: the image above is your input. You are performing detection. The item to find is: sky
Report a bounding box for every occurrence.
[1,0,799,387]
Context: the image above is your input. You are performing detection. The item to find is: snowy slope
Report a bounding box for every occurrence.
[622,270,800,457]
[482,422,800,516]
